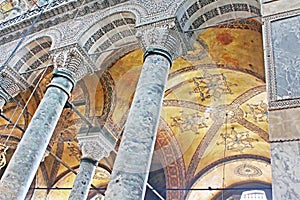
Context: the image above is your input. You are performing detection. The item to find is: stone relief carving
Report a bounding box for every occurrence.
[136,25,183,60]
[52,47,92,81]
[78,135,113,161]
[0,66,29,97]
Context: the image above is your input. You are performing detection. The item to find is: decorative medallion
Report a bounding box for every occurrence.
[217,127,259,153]
[93,168,110,181]
[190,70,237,102]
[234,164,262,177]
[170,111,208,134]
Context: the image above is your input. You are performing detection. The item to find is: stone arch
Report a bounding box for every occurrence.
[8,36,53,86]
[22,28,62,51]
[78,11,139,72]
[175,0,261,42]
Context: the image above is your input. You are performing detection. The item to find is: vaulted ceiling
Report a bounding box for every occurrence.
[0,15,270,199]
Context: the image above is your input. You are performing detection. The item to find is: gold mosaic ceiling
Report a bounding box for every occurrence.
[0,19,270,200]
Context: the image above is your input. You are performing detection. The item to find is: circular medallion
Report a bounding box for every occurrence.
[234,164,262,177]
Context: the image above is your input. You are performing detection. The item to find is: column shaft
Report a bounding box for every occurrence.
[0,74,74,200]
[69,158,98,200]
[105,52,171,200]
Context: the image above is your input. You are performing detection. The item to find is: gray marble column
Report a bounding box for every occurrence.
[105,27,182,200]
[69,131,113,200]
[0,48,89,200]
[0,70,74,200]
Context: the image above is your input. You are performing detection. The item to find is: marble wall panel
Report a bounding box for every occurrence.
[271,141,300,199]
[269,107,300,141]
[271,15,300,100]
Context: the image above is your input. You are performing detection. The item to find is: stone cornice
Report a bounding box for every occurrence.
[0,66,30,97]
[0,0,130,45]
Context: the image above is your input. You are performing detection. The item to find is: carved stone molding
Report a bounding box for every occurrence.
[0,66,30,98]
[52,47,93,81]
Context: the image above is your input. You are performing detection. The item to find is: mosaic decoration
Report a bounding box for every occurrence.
[190,71,237,102]
[217,127,259,153]
[67,143,82,161]
[93,168,110,181]
[234,164,262,177]
[271,15,300,100]
[170,111,208,134]
[245,101,268,122]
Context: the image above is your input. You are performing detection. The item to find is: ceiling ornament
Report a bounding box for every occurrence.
[190,70,238,102]
[234,163,263,177]
[67,142,82,161]
[0,143,8,169]
[245,101,268,122]
[170,111,208,134]
[93,168,110,181]
[217,127,259,153]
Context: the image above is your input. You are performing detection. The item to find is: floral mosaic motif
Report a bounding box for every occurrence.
[245,101,268,122]
[170,111,208,134]
[190,71,237,101]
[217,127,258,153]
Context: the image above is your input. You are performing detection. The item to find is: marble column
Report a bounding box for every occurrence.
[69,130,113,200]
[0,48,89,200]
[105,27,181,200]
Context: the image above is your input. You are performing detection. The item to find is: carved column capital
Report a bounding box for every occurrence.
[52,47,92,82]
[136,20,186,60]
[78,135,113,162]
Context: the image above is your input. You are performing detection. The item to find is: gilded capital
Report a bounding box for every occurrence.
[52,48,91,82]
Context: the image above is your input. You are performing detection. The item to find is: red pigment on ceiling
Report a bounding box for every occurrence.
[216,33,233,45]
